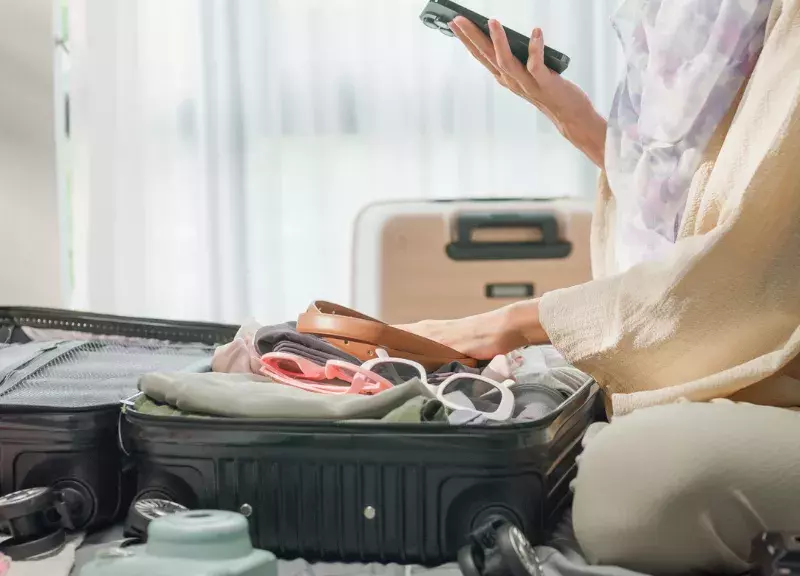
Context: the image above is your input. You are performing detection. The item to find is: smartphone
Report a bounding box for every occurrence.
[419,0,571,75]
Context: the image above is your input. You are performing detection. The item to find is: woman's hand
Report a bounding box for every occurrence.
[397,300,550,360]
[450,17,607,168]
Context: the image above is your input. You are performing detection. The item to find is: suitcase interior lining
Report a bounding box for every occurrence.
[0,340,214,410]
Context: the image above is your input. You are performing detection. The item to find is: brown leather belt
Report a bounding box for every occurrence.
[296,301,477,371]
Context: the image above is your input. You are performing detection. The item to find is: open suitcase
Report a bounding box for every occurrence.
[0,306,601,566]
[0,308,236,534]
[351,198,593,324]
[124,371,601,565]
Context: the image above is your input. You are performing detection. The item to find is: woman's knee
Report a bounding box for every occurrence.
[571,402,800,574]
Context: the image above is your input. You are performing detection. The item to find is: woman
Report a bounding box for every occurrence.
[402,1,800,574]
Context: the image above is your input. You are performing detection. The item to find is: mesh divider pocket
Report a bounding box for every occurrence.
[0,341,213,409]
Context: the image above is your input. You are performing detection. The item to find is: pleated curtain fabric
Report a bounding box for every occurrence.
[65,0,623,324]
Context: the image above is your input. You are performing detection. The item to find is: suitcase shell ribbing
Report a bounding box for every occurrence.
[0,307,601,564]
[124,379,600,565]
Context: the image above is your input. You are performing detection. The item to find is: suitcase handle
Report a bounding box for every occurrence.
[447,212,572,261]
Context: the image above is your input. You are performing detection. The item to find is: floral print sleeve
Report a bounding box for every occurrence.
[605,0,772,273]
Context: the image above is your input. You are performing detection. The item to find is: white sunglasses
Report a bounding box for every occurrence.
[363,349,515,422]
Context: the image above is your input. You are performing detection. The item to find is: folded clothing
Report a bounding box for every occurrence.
[481,354,514,382]
[255,322,361,365]
[427,361,480,384]
[140,344,592,425]
[132,382,565,426]
[133,390,448,425]
[381,396,448,423]
[446,345,595,426]
[448,382,569,426]
[211,320,263,374]
[509,346,594,397]
[131,393,210,419]
[139,372,435,420]
[213,320,368,376]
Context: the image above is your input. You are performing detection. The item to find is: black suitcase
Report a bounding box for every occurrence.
[0,307,236,532]
[123,372,600,565]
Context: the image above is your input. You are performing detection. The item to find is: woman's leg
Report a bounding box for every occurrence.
[572,401,800,575]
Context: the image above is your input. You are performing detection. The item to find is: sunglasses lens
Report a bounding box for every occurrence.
[329,364,357,383]
[439,378,504,413]
[271,358,304,375]
[422,14,439,29]
[371,362,424,386]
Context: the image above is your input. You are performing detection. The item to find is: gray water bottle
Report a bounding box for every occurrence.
[79,510,277,576]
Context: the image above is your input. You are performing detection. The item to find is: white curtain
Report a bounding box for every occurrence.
[66,0,622,325]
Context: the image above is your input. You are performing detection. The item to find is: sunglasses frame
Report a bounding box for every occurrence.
[363,350,515,422]
[259,352,394,395]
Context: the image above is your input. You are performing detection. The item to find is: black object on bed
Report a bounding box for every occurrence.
[0,307,601,566]
[123,368,600,565]
[0,308,236,532]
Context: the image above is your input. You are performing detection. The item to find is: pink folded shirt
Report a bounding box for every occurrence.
[211,320,263,374]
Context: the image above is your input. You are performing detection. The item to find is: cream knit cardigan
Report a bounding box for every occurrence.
[539,0,800,416]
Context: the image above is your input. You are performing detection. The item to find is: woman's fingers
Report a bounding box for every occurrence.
[487,19,528,92]
[450,16,549,99]
[452,17,498,61]
[526,27,552,86]
[449,18,501,77]
[488,20,525,76]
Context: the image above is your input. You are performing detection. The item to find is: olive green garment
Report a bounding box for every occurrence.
[137,372,435,420]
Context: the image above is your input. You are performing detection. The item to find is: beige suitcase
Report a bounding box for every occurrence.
[351,198,593,324]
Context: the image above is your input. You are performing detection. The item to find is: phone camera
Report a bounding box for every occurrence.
[422,14,439,29]
[421,13,455,36]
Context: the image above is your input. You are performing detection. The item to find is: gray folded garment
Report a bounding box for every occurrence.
[139,372,435,420]
[517,368,593,398]
[253,322,361,366]
[510,346,594,397]
[447,382,569,426]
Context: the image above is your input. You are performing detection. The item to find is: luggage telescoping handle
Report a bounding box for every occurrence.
[446,212,573,261]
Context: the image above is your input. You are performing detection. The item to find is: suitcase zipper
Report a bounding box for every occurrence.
[1,309,236,345]
[12,315,212,343]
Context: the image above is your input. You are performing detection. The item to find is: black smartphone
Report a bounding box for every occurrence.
[420,0,570,75]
